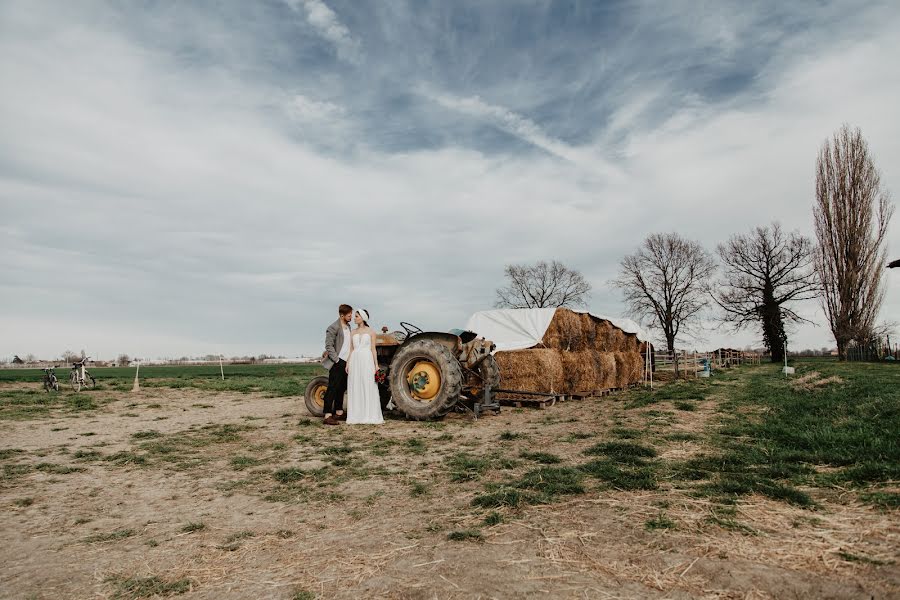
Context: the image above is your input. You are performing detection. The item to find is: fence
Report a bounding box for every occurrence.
[642,349,762,387]
[846,337,899,362]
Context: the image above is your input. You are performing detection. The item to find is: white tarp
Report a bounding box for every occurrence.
[465,308,646,352]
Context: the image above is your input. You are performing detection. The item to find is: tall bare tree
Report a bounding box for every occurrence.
[495,260,592,309]
[615,233,715,352]
[714,223,819,362]
[814,125,894,359]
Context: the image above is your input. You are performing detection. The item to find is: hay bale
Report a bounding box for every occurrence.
[591,351,618,390]
[560,351,600,393]
[542,309,586,351]
[497,348,643,394]
[495,349,564,393]
[613,351,644,387]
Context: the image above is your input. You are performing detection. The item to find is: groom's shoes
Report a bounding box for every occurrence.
[336,412,347,421]
[323,415,340,426]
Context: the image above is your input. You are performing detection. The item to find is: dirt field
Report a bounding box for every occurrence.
[1,364,897,599]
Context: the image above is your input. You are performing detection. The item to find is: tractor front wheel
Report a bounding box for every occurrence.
[389,339,462,420]
[303,376,329,417]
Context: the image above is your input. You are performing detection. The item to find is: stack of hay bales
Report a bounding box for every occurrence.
[495,308,644,395]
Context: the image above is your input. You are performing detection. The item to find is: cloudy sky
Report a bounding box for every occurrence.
[1,0,898,360]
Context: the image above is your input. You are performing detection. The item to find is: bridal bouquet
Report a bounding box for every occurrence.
[374,368,387,384]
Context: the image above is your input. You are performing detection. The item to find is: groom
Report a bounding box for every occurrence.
[321,304,352,425]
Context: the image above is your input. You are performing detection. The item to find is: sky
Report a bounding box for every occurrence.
[1,0,899,360]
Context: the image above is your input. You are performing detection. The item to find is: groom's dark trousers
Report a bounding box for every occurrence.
[324,359,347,415]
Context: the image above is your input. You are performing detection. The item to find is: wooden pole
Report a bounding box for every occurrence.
[220,355,225,381]
[131,362,140,392]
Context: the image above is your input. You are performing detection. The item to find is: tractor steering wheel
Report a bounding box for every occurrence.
[399,322,424,338]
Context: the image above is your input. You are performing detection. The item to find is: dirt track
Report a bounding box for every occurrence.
[1,381,897,599]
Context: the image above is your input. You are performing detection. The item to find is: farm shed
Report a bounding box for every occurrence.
[465,308,647,396]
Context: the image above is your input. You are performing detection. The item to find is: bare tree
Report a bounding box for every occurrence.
[615,233,716,353]
[814,125,894,359]
[117,354,131,367]
[714,223,819,362]
[495,260,592,309]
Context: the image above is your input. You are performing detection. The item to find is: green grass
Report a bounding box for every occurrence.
[230,455,263,471]
[665,360,899,507]
[624,380,714,408]
[274,467,307,483]
[519,451,562,464]
[0,389,100,420]
[579,459,659,490]
[445,453,490,482]
[83,528,136,543]
[645,512,676,531]
[106,575,193,598]
[483,511,504,526]
[35,462,83,474]
[409,481,429,497]
[404,438,427,455]
[584,441,658,463]
[181,522,206,533]
[859,491,900,510]
[447,529,484,542]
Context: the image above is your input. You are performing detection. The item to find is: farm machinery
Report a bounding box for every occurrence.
[304,322,500,420]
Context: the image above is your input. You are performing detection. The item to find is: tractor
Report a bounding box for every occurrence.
[304,322,500,420]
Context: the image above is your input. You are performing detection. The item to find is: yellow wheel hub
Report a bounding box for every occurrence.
[313,384,327,408]
[407,360,442,401]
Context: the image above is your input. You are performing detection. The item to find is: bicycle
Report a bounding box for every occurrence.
[70,358,96,392]
[42,366,60,392]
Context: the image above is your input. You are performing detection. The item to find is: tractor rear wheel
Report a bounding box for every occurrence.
[304,376,329,417]
[389,339,462,420]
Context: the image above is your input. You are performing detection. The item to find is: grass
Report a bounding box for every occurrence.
[660,359,899,507]
[0,363,322,399]
[519,451,562,464]
[625,380,714,408]
[181,522,206,533]
[860,491,900,510]
[35,462,83,474]
[446,453,490,482]
[447,529,484,542]
[106,575,193,598]
[84,528,136,543]
[579,459,659,490]
[645,512,676,531]
[230,455,263,471]
[483,511,504,526]
[0,389,100,420]
[409,481,429,497]
[404,438,427,455]
[584,441,658,463]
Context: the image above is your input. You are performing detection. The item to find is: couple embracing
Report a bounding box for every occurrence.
[321,304,384,426]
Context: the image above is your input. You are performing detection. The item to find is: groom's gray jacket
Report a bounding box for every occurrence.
[322,318,346,370]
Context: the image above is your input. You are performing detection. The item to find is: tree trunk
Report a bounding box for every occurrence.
[665,333,675,354]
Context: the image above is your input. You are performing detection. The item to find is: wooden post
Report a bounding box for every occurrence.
[131,362,140,392]
[220,355,225,381]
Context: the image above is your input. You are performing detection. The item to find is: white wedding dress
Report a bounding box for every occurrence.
[346,333,384,425]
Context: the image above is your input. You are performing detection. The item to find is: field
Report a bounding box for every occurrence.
[1,359,897,599]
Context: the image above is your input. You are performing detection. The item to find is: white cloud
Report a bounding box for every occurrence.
[0,1,898,359]
[285,0,361,64]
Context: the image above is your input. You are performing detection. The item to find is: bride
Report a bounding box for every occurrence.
[345,309,384,425]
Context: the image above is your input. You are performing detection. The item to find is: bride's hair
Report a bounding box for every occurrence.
[357,309,369,327]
